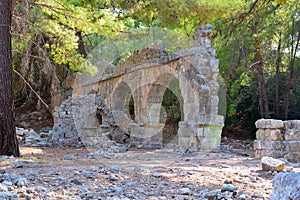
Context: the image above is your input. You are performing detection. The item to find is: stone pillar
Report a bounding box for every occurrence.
[284,120,300,162]
[254,119,286,158]
[130,122,164,148]
[178,114,224,151]
[178,121,198,150]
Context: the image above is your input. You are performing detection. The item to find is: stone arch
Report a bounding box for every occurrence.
[146,73,183,123]
[146,73,184,124]
[138,73,185,147]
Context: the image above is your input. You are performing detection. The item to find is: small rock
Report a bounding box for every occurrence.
[14,177,28,187]
[221,184,238,192]
[237,193,249,200]
[202,189,219,199]
[113,186,123,194]
[107,175,119,181]
[1,181,12,186]
[70,179,82,185]
[224,179,233,184]
[14,162,23,169]
[83,172,96,179]
[0,184,8,192]
[64,154,76,160]
[0,156,9,160]
[177,187,191,195]
[37,141,48,147]
[110,166,121,173]
[261,157,285,172]
[51,170,59,175]
[251,192,263,198]
[151,173,163,178]
[78,186,91,198]
[0,191,18,200]
[178,171,186,177]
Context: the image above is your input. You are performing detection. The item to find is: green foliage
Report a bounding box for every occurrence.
[213,0,300,136]
[11,0,300,139]
[87,27,194,67]
[161,87,182,125]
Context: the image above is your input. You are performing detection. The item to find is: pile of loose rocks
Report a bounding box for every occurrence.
[16,127,53,147]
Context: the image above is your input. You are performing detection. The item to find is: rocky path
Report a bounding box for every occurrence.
[1,145,299,200]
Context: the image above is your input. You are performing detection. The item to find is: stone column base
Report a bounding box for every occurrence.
[178,120,223,151]
[130,123,164,148]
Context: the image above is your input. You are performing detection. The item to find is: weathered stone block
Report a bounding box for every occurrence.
[255,119,284,129]
[254,140,285,150]
[255,149,286,159]
[196,125,222,138]
[286,141,300,151]
[197,136,220,150]
[256,129,283,141]
[284,129,300,140]
[178,121,197,137]
[284,120,300,129]
[198,114,224,125]
[285,152,300,163]
[178,136,197,148]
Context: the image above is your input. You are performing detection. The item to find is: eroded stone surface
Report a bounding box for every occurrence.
[269,172,300,200]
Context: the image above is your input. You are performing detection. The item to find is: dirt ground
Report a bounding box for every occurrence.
[1,141,299,200]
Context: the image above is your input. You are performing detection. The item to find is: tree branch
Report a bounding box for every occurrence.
[13,69,49,109]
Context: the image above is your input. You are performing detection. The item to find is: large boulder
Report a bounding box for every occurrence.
[269,172,300,200]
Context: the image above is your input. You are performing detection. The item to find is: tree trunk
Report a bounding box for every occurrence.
[76,31,87,58]
[285,28,300,119]
[253,24,270,118]
[0,0,20,156]
[275,33,282,118]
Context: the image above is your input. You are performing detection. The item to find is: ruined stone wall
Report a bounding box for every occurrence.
[52,94,130,153]
[254,119,300,162]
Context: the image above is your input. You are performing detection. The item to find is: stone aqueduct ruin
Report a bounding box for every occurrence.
[52,25,224,151]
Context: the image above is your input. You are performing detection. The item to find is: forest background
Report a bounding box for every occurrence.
[10,0,300,139]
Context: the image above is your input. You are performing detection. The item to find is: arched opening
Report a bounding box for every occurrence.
[128,94,135,121]
[111,82,136,126]
[160,78,183,145]
[146,74,184,146]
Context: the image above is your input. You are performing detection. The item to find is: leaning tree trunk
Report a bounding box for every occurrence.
[0,0,20,156]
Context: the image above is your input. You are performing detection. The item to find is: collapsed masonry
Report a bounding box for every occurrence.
[52,25,224,151]
[254,119,300,162]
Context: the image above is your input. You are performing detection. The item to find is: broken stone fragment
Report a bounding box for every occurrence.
[261,157,285,172]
